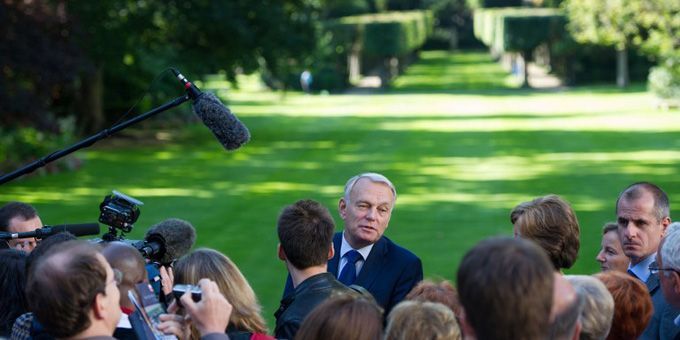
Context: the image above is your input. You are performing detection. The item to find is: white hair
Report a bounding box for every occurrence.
[565,275,614,340]
[343,172,397,204]
[661,222,680,273]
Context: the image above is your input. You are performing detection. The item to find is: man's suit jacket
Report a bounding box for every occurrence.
[283,232,423,314]
[641,271,680,340]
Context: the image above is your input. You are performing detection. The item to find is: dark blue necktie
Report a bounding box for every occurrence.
[338,250,362,285]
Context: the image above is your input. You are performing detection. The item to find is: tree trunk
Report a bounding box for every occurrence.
[520,50,531,88]
[76,66,104,134]
[616,46,629,88]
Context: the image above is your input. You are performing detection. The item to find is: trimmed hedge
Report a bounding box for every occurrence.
[474,8,566,54]
[467,0,522,9]
[330,10,434,57]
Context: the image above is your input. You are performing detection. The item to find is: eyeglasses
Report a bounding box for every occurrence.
[649,263,679,275]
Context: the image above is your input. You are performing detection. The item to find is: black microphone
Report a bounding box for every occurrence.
[171,68,251,151]
[0,223,101,240]
[133,218,196,265]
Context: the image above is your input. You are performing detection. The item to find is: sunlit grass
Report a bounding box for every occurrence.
[1,50,679,327]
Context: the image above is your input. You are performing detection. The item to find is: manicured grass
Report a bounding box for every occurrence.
[2,50,679,328]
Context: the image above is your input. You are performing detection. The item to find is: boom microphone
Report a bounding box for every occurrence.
[171,68,251,151]
[0,223,101,240]
[133,218,196,265]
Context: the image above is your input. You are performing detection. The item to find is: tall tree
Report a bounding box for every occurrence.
[563,0,643,87]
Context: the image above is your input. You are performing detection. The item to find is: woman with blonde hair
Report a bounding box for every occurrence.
[174,248,269,339]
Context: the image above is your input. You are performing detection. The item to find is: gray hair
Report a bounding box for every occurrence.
[550,288,585,340]
[565,275,614,340]
[343,173,397,204]
[661,222,680,273]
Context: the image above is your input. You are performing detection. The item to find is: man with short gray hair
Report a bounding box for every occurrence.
[656,222,680,338]
[282,172,422,314]
[566,275,614,340]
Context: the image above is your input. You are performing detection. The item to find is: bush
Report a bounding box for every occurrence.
[648,58,680,100]
[474,8,566,54]
[467,0,522,9]
[336,10,433,57]
[0,122,80,176]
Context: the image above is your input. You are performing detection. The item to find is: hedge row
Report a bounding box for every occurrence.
[473,8,565,53]
[328,10,434,57]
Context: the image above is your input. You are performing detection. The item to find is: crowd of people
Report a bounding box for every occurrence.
[1,173,680,340]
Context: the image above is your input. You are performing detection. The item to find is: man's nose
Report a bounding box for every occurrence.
[623,223,637,238]
[365,208,376,220]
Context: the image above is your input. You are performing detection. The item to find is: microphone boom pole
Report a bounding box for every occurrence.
[0,95,191,185]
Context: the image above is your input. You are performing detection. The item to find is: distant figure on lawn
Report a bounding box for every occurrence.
[282,172,423,315]
[300,70,312,94]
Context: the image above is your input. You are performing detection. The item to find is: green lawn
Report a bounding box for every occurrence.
[2,50,679,328]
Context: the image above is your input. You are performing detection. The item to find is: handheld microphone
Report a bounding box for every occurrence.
[171,68,251,151]
[133,218,196,265]
[0,223,101,240]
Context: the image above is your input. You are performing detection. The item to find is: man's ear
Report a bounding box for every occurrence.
[278,244,287,261]
[338,198,347,219]
[328,244,335,260]
[662,217,671,236]
[672,271,680,296]
[92,292,107,320]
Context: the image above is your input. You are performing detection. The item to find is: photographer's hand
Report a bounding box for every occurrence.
[181,278,231,336]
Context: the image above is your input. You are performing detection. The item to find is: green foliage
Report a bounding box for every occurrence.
[648,58,680,100]
[423,0,483,50]
[0,123,78,174]
[323,0,372,18]
[335,10,434,56]
[562,0,642,50]
[549,39,654,85]
[467,0,521,9]
[474,8,566,53]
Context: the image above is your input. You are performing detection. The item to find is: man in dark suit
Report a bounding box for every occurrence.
[617,182,680,340]
[655,223,680,340]
[284,173,423,314]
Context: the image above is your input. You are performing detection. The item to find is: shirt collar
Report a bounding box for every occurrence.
[628,253,657,283]
[340,232,373,260]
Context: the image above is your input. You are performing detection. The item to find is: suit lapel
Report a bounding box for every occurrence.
[328,232,342,278]
[355,237,387,289]
[647,271,660,295]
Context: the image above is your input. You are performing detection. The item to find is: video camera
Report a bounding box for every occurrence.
[99,190,143,242]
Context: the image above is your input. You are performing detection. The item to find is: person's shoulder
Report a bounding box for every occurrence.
[380,236,420,263]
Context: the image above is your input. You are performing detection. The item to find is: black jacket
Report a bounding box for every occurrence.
[274,272,353,340]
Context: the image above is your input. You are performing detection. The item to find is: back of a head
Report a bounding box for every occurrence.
[0,201,38,232]
[26,240,106,338]
[550,275,585,340]
[174,248,266,334]
[0,249,28,335]
[102,241,147,307]
[277,199,334,270]
[595,271,653,340]
[295,294,383,340]
[457,237,555,340]
[385,300,461,340]
[405,279,462,317]
[510,195,580,270]
[565,275,614,340]
[25,232,77,275]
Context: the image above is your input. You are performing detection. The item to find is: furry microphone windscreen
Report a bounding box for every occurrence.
[146,218,197,265]
[192,92,251,151]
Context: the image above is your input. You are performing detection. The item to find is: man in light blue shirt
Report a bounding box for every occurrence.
[617,182,679,340]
